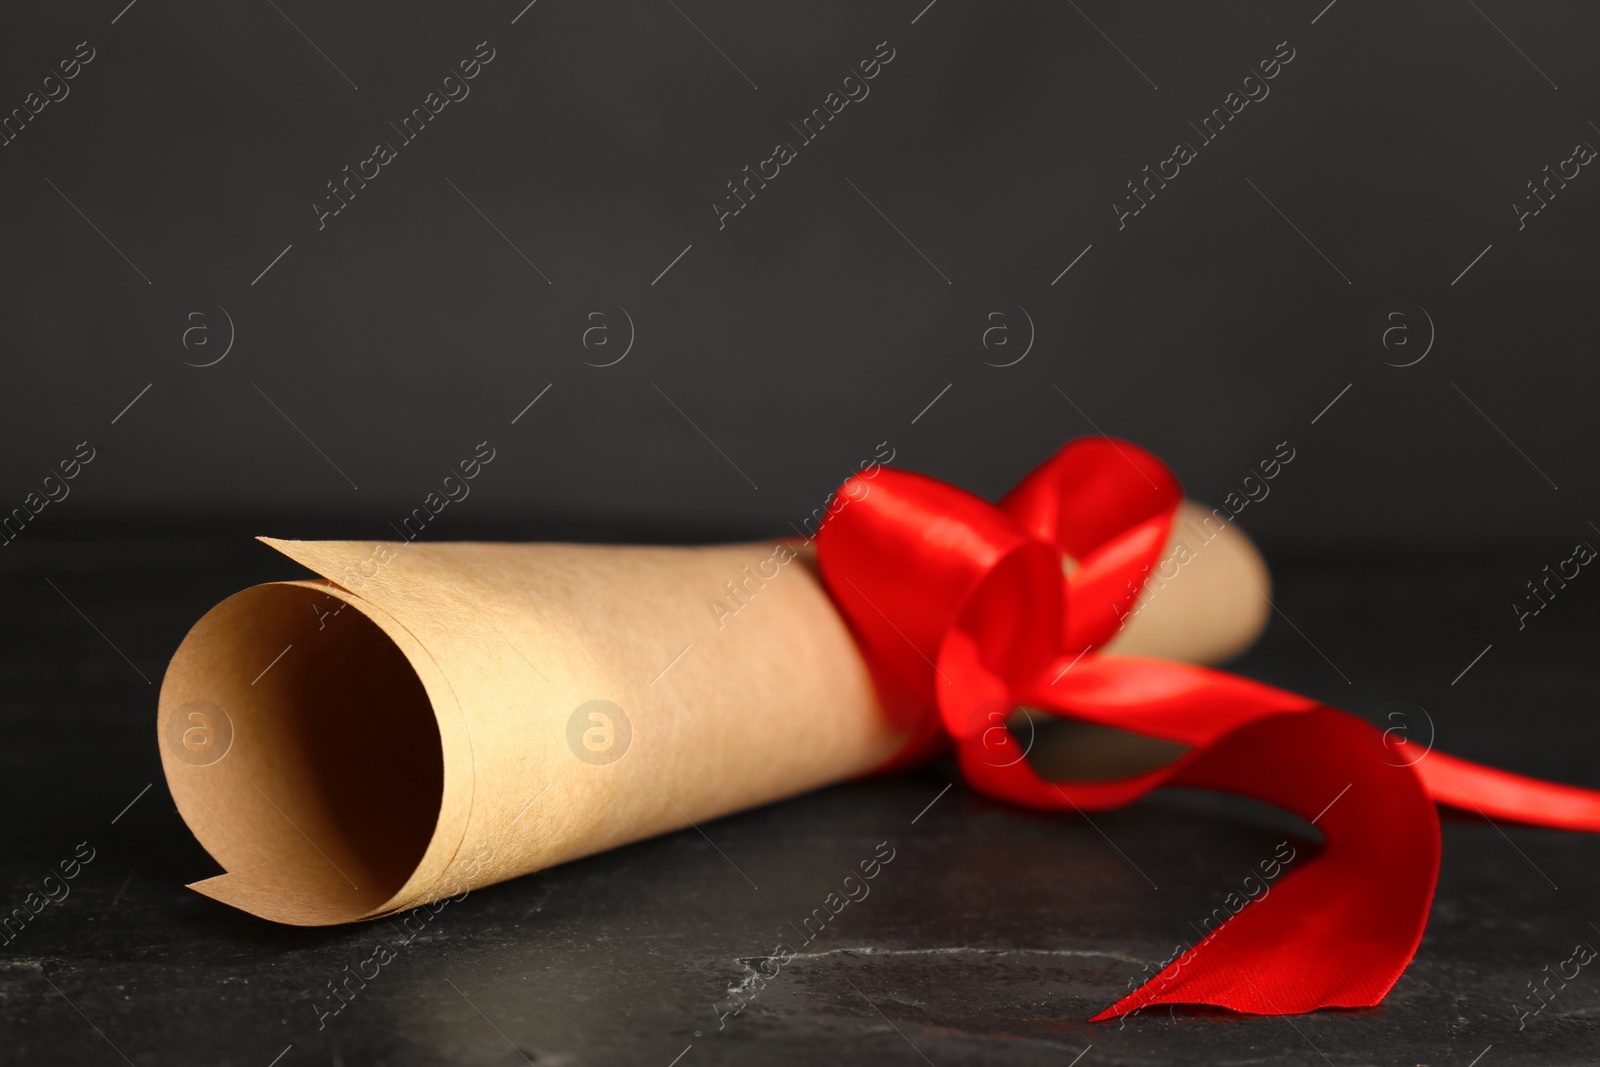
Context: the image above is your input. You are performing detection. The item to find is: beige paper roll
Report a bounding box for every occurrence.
[156,501,1269,925]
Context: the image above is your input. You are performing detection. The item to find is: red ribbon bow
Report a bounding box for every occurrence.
[815,437,1600,1020]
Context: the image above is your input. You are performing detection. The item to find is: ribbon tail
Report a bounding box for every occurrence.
[1034,653,1317,744]
[1047,657,1600,834]
[1086,709,1440,1020]
[1415,749,1600,832]
[958,696,1441,1019]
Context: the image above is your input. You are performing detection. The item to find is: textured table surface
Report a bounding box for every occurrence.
[3,525,1598,1066]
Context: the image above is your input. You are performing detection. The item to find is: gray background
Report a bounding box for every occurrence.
[2,0,1595,548]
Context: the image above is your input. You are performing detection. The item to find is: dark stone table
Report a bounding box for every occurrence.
[4,523,1598,1065]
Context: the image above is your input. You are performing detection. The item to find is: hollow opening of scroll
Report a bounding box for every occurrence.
[159,582,444,924]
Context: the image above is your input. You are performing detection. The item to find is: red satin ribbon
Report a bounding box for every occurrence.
[814,437,1600,1020]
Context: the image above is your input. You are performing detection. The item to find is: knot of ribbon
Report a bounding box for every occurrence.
[815,436,1600,1020]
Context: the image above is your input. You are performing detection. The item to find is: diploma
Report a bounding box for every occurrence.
[157,501,1268,925]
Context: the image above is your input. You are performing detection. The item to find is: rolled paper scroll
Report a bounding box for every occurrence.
[157,468,1270,927]
[161,435,1600,1020]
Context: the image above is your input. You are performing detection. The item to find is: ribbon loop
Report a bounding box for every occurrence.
[819,468,1062,730]
[1000,437,1183,653]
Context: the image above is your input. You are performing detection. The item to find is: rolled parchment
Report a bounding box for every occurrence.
[156,502,1269,925]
